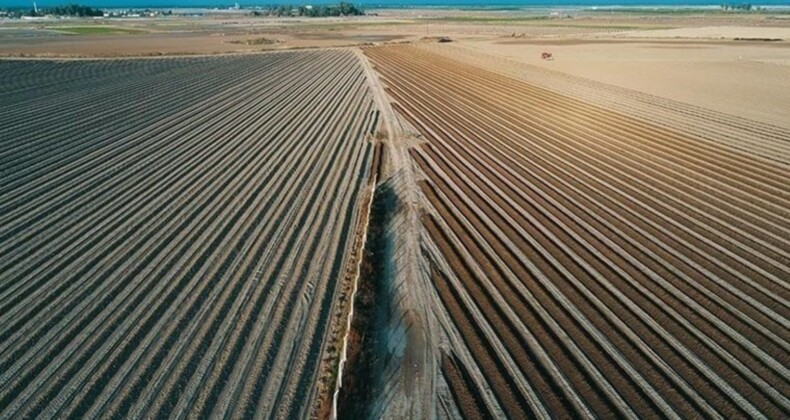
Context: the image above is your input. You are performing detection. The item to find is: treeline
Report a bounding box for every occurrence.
[24,4,104,17]
[720,4,757,11]
[255,2,364,17]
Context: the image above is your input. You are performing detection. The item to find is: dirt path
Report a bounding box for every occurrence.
[341,47,442,420]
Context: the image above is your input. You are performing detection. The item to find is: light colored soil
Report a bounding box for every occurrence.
[0,16,420,57]
[0,32,253,56]
[459,36,790,129]
[0,31,371,57]
[352,47,438,420]
[619,25,790,39]
[365,43,790,419]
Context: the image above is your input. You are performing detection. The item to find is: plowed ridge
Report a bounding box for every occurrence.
[0,50,378,419]
[365,45,790,419]
[420,43,790,165]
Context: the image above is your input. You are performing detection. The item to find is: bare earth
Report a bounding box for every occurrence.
[2,12,789,130]
[462,37,790,128]
[2,8,788,420]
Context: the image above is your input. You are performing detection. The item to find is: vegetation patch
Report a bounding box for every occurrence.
[227,37,280,45]
[422,36,453,43]
[51,26,145,35]
[10,3,103,17]
[427,15,548,23]
[252,2,364,18]
[733,37,782,41]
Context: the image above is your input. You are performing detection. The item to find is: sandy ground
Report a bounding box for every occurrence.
[460,37,790,128]
[3,11,789,57]
[620,25,790,39]
[0,27,415,56]
[0,31,412,56]
[0,16,421,56]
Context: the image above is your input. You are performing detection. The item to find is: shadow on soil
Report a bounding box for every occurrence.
[336,182,399,419]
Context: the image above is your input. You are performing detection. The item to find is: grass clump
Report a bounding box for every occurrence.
[52,26,145,35]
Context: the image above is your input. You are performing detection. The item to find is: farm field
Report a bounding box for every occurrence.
[0,50,378,418]
[2,8,790,418]
[364,44,790,418]
[448,39,790,130]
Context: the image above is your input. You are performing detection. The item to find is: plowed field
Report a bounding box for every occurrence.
[365,44,790,419]
[0,50,378,419]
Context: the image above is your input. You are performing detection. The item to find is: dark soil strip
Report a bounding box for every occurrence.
[335,181,398,419]
[441,350,495,420]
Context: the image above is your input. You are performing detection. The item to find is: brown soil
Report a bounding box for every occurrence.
[365,44,790,418]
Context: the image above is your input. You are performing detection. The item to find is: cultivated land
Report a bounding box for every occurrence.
[1,8,789,420]
[0,50,378,419]
[363,43,790,418]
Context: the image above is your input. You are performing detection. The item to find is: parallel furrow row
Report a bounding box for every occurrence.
[0,50,376,419]
[365,45,790,419]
